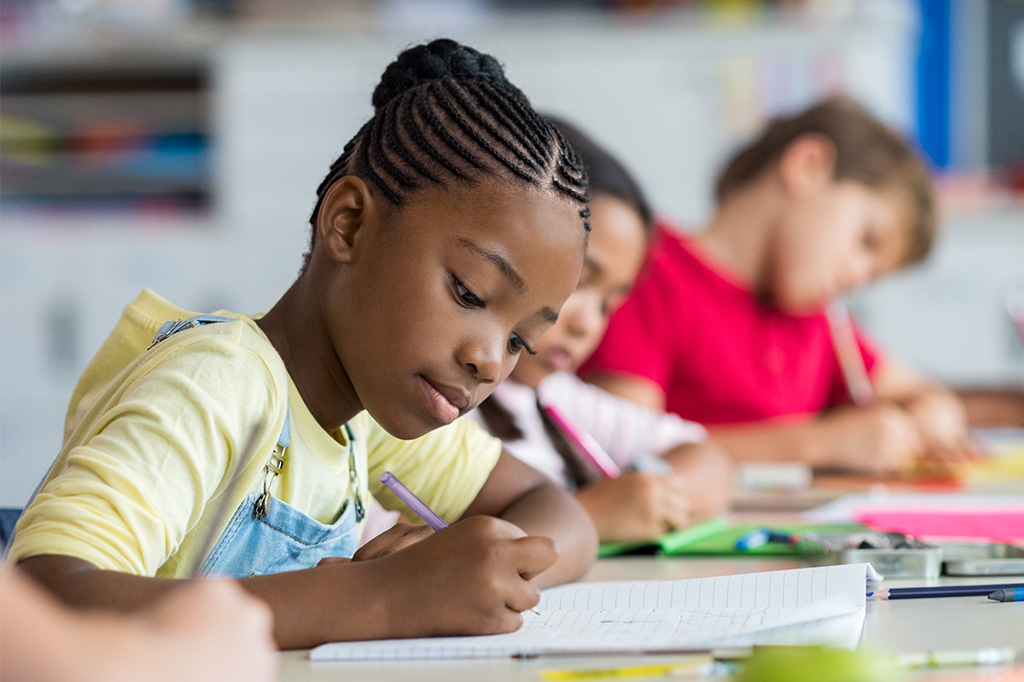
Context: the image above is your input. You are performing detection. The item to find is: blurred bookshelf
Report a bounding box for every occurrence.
[0,54,212,216]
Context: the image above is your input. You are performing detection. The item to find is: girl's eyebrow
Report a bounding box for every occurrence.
[456,237,559,324]
[458,237,525,293]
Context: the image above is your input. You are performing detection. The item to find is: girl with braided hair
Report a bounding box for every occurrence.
[10,39,597,650]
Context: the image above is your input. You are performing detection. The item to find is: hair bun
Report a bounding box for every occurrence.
[372,39,509,111]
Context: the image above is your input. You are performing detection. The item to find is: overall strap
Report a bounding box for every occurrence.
[148,314,237,349]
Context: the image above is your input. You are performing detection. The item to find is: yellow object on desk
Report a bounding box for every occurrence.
[539,656,732,680]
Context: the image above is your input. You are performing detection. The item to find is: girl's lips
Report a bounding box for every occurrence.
[419,376,463,426]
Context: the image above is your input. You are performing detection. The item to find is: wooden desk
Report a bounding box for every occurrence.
[276,556,1024,681]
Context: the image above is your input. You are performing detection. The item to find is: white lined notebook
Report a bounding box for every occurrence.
[310,563,871,661]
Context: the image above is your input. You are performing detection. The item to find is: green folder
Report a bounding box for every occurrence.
[598,518,868,558]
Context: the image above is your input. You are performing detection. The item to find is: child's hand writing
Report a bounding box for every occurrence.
[366,515,557,637]
[813,404,925,474]
[902,390,970,454]
[575,471,691,542]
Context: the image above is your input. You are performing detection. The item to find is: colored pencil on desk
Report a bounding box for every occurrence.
[868,582,1024,600]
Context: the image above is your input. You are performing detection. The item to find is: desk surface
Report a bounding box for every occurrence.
[276,556,1024,681]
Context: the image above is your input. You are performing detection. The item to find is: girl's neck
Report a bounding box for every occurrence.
[256,278,362,433]
[694,179,780,293]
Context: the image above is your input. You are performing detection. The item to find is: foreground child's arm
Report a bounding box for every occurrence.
[1,568,277,682]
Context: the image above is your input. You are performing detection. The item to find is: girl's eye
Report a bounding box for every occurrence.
[509,333,536,355]
[452,277,484,308]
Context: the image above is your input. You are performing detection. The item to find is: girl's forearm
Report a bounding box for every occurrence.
[17,554,388,650]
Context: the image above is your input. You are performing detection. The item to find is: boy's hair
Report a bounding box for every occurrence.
[545,115,654,235]
[714,95,937,265]
[305,39,590,269]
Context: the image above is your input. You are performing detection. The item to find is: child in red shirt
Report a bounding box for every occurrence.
[581,96,969,474]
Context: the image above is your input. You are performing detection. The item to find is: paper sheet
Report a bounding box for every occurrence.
[310,563,869,661]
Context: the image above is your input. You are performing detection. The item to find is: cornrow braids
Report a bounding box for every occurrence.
[303,39,590,270]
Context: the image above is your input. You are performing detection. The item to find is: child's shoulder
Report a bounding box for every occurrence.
[65,290,286,440]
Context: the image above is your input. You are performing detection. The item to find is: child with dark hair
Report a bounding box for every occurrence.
[472,116,733,543]
[581,95,969,474]
[9,39,597,650]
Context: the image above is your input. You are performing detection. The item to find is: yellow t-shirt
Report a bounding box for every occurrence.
[9,289,501,578]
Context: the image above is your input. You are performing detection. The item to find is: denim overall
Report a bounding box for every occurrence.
[152,316,365,578]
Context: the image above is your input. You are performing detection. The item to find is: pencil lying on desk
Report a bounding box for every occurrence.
[868,582,1024,600]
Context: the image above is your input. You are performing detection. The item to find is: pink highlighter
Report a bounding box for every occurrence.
[542,404,621,478]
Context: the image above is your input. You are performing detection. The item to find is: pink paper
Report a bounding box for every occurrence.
[856,509,1024,543]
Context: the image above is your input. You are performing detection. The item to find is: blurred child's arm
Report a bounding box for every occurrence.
[585,371,667,411]
[1,567,277,682]
[708,405,925,475]
[459,450,598,587]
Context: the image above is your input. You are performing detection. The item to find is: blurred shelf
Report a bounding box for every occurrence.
[0,45,212,216]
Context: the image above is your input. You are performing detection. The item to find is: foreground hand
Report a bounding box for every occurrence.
[145,579,278,682]
[369,515,556,637]
[575,471,691,542]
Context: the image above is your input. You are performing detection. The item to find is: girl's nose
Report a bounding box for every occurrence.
[457,332,503,384]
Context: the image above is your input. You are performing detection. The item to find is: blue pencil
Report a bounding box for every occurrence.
[869,583,1024,600]
[988,587,1024,602]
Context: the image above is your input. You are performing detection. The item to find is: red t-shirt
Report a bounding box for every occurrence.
[579,222,882,426]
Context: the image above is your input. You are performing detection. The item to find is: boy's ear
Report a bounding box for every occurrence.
[778,133,837,197]
[317,177,375,264]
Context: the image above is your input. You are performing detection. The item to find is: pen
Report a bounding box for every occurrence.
[734,528,799,551]
[826,301,873,407]
[988,587,1024,602]
[867,582,1024,600]
[380,471,448,531]
[542,404,621,478]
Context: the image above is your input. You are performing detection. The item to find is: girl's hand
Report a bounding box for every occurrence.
[814,404,925,474]
[352,522,435,561]
[575,471,691,542]
[367,515,557,637]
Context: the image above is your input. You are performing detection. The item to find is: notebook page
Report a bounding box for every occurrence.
[310,563,868,661]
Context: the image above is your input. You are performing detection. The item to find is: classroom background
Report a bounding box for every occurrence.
[1,0,1022,508]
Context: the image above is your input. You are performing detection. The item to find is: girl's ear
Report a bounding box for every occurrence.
[778,133,837,198]
[317,177,375,264]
